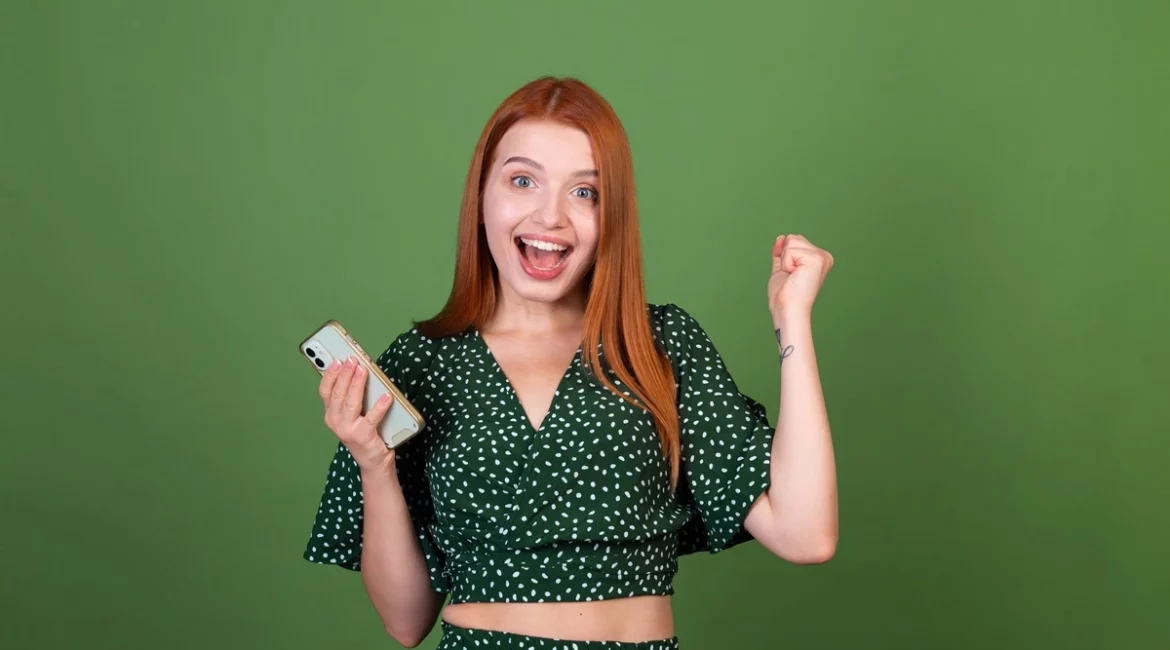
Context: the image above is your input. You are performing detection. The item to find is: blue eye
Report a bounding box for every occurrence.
[574,187,598,201]
[511,176,533,188]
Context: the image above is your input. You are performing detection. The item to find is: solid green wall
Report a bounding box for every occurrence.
[2,1,1166,649]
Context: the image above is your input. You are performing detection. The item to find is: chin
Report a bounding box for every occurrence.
[501,270,586,304]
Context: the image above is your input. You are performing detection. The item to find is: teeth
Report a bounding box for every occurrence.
[520,237,568,252]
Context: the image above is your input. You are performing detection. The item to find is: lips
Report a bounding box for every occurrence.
[515,235,573,281]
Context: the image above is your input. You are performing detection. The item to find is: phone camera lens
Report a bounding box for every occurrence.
[306,348,317,358]
[314,358,325,368]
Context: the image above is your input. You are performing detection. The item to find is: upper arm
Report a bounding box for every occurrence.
[658,303,776,554]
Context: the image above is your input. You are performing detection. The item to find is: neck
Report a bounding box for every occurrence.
[485,282,587,336]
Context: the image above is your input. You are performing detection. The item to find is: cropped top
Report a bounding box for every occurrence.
[302,303,775,604]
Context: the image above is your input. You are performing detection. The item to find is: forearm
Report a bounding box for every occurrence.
[765,310,838,562]
[358,462,445,646]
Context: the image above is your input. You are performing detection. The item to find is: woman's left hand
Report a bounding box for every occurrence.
[768,234,835,316]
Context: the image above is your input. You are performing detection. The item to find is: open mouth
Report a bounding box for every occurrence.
[515,236,572,272]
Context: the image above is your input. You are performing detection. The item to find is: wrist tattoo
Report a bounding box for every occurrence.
[775,328,795,364]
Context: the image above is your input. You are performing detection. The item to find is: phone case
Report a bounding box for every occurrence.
[298,320,425,449]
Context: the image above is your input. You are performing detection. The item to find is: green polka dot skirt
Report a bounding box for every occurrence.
[437,622,680,649]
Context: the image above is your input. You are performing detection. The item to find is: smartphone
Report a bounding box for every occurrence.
[298,320,425,448]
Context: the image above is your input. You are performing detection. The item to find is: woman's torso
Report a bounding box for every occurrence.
[401,316,690,638]
[437,324,675,641]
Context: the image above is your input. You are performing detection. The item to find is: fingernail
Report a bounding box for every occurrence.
[378,393,391,403]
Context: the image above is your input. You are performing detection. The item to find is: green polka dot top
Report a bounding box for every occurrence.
[303,303,775,604]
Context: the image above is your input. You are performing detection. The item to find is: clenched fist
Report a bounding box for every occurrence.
[769,234,835,316]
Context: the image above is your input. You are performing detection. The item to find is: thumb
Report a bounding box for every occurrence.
[772,235,788,259]
[364,391,395,428]
[772,235,794,274]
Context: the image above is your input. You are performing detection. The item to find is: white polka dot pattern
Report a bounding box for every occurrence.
[303,303,775,604]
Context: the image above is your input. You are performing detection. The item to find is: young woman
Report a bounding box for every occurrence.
[303,76,838,649]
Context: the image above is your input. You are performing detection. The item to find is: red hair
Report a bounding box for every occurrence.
[414,76,681,489]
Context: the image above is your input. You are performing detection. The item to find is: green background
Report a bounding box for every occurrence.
[2,1,1166,648]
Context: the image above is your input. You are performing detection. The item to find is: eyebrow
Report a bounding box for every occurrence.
[503,156,597,178]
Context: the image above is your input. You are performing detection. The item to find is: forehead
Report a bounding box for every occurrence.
[494,120,595,172]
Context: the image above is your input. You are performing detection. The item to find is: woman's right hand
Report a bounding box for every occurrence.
[319,357,396,472]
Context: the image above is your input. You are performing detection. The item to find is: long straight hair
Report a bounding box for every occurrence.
[414,76,681,489]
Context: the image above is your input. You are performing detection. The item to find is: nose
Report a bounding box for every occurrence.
[530,192,569,229]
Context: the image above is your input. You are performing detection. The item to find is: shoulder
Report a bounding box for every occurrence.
[373,325,454,399]
[647,302,709,348]
[376,326,438,367]
[646,302,723,373]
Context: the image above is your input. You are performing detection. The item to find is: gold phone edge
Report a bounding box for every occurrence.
[296,319,427,433]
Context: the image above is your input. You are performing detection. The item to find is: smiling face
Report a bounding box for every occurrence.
[481,119,601,308]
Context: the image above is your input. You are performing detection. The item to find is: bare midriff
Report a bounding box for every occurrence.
[442,594,675,642]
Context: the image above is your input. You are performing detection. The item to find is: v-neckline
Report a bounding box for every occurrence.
[472,329,582,434]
